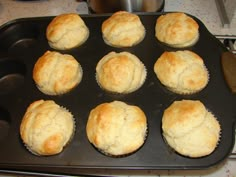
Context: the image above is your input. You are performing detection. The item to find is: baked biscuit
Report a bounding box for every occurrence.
[86,101,147,156]
[33,51,83,95]
[46,13,89,50]
[20,100,75,156]
[96,51,146,93]
[162,100,221,158]
[155,12,199,48]
[102,11,145,47]
[154,50,209,94]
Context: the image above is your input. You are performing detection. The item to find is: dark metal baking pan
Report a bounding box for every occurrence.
[0,13,235,175]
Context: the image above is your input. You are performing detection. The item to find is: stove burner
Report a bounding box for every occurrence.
[215,35,236,54]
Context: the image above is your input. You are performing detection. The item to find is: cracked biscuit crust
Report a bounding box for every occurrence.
[46,13,89,50]
[155,12,199,48]
[20,100,74,156]
[86,101,147,156]
[96,51,146,94]
[154,50,209,94]
[102,11,145,47]
[33,51,83,95]
[162,100,221,158]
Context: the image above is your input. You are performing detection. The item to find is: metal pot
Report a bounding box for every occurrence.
[85,0,165,13]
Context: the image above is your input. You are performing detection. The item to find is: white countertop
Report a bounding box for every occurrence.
[0,0,235,177]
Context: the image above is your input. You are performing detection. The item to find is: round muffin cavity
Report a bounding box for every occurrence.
[86,101,147,157]
[154,50,209,95]
[162,100,221,158]
[33,50,83,95]
[155,12,199,48]
[46,13,89,50]
[20,100,75,156]
[96,51,147,94]
[102,11,145,47]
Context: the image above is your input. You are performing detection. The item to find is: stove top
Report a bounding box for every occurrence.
[216,35,236,54]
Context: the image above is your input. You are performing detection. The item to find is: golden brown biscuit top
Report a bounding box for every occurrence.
[99,54,134,85]
[96,51,146,93]
[20,100,74,155]
[86,101,147,155]
[87,101,147,135]
[33,51,79,83]
[162,100,206,137]
[155,12,199,46]
[33,51,81,95]
[101,11,145,47]
[162,99,221,157]
[102,11,141,32]
[46,13,86,43]
[154,50,208,93]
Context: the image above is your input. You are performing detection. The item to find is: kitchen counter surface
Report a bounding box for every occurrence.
[164,0,236,36]
[0,0,235,177]
[0,0,235,36]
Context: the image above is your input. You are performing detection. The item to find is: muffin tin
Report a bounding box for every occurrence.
[0,13,235,175]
